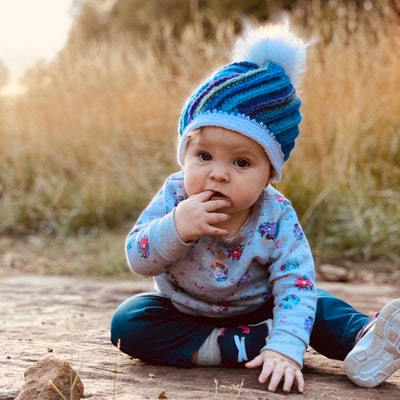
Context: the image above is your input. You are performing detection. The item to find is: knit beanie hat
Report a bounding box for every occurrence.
[177,23,307,182]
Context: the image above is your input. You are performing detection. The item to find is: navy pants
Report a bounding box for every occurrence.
[110,288,371,367]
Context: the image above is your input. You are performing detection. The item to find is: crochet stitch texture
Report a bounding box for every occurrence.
[177,24,306,182]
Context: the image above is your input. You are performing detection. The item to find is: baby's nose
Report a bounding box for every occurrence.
[209,164,230,181]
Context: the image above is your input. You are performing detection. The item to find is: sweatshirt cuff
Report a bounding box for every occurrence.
[150,209,192,262]
[261,329,307,367]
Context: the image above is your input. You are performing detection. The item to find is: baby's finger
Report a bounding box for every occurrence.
[192,190,215,201]
[207,211,231,224]
[294,369,305,393]
[282,368,295,392]
[245,354,263,369]
[193,190,228,204]
[205,198,231,212]
[256,359,274,384]
[267,364,285,392]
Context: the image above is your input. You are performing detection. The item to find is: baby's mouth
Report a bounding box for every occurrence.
[210,191,229,201]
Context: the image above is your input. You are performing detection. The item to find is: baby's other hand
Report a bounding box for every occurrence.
[246,350,304,393]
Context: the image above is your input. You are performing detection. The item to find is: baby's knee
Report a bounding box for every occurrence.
[110,293,170,354]
[110,303,132,347]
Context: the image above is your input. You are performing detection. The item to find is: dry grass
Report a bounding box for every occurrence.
[0,8,399,271]
[283,18,400,263]
[0,20,235,236]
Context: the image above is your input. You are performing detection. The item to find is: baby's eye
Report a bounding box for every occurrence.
[234,158,250,168]
[199,152,212,161]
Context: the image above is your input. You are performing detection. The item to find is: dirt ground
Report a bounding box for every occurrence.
[1,269,399,400]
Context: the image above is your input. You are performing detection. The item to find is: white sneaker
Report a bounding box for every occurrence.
[344,299,400,387]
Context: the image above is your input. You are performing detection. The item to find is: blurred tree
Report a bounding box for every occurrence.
[63,0,400,49]
[67,0,113,48]
[0,60,9,87]
[203,0,292,20]
[66,0,295,44]
[106,0,292,37]
[109,0,192,36]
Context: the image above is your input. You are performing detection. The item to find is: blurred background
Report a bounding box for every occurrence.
[0,0,399,280]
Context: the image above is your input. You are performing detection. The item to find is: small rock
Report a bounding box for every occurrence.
[15,356,84,400]
[318,264,349,282]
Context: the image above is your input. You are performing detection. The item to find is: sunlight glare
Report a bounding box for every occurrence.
[0,0,73,79]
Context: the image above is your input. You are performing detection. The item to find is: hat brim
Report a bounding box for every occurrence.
[177,112,284,182]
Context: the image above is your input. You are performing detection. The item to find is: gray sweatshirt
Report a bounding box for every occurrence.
[126,171,317,366]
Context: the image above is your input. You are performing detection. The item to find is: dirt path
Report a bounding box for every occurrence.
[1,274,399,400]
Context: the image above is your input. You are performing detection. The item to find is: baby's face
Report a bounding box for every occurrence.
[184,126,272,220]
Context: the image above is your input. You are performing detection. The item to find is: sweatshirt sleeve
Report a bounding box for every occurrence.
[125,172,192,276]
[260,201,317,367]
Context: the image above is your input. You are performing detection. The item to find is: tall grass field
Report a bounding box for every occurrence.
[1,8,399,273]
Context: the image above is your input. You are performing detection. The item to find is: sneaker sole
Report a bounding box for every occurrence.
[343,298,400,388]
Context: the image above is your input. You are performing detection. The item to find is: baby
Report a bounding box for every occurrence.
[111,23,400,392]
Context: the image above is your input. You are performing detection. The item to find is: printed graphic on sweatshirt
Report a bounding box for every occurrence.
[258,221,279,240]
[293,223,304,241]
[304,316,314,333]
[273,194,290,208]
[174,192,185,207]
[137,235,150,259]
[279,294,301,309]
[295,275,314,291]
[227,244,244,260]
[237,271,251,287]
[210,303,230,313]
[280,258,300,273]
[209,261,229,282]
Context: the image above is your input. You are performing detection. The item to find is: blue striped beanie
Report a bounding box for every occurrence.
[177,24,307,181]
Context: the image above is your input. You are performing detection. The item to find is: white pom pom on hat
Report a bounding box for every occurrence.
[178,22,307,181]
[233,22,307,90]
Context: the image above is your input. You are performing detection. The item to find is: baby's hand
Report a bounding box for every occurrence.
[246,350,304,393]
[174,190,231,242]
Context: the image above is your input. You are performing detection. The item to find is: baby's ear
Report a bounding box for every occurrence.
[265,167,275,186]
